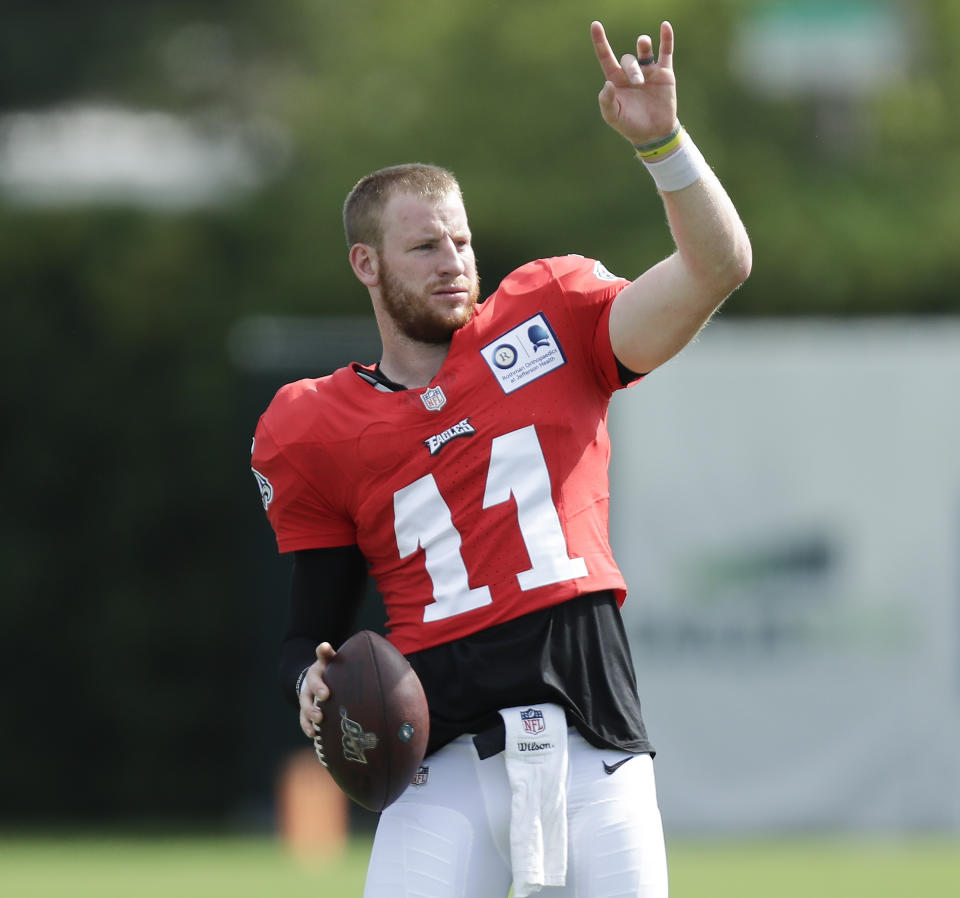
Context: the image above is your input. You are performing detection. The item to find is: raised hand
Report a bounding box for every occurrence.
[591,20,678,146]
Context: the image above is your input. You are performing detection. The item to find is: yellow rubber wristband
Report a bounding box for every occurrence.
[634,125,685,161]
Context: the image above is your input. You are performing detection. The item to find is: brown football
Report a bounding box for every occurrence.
[314,630,429,812]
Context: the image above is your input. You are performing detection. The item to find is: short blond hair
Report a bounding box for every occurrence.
[343,163,462,248]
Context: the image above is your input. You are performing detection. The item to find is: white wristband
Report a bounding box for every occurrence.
[642,137,709,192]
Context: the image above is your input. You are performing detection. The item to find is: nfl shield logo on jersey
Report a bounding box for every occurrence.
[521,708,545,735]
[420,385,447,411]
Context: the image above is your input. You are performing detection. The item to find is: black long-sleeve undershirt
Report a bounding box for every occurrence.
[277,545,368,708]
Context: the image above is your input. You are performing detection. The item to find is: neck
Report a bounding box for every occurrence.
[378,339,451,390]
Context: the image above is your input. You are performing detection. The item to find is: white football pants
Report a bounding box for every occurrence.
[362,729,669,898]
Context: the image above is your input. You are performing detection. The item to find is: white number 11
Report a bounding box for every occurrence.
[393,425,588,623]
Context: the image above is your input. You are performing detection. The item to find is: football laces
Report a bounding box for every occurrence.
[313,725,328,767]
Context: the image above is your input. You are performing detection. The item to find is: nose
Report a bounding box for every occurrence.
[436,236,466,276]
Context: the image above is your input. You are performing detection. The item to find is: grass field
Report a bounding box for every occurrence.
[1,832,958,897]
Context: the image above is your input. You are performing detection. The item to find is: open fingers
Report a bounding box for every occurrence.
[657,21,674,70]
[594,20,674,80]
[590,21,623,81]
[633,22,674,70]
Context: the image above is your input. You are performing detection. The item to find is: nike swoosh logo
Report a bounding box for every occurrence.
[602,756,635,775]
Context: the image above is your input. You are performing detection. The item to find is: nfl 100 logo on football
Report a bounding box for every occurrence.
[521,707,546,735]
[340,706,379,764]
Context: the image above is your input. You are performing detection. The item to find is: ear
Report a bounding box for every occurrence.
[349,243,380,287]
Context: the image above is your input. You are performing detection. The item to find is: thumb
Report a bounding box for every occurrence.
[598,81,620,124]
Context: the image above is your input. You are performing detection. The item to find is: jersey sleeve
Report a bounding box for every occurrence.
[545,255,639,393]
[251,394,357,553]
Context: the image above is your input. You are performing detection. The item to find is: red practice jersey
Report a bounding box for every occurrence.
[251,255,639,655]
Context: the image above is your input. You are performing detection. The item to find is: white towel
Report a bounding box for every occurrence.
[498,703,569,897]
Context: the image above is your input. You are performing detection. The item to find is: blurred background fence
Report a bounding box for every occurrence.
[1,0,958,835]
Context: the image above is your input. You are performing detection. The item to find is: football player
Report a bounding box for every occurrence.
[252,20,750,898]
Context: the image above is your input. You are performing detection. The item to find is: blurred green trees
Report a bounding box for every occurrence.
[1,0,957,822]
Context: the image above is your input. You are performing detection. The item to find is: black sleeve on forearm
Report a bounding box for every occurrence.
[277,544,368,709]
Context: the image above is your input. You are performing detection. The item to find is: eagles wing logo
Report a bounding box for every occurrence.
[251,467,274,510]
[593,259,620,281]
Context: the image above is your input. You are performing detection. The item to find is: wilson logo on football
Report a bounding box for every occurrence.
[340,707,379,764]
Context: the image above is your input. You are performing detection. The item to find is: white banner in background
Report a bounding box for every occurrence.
[609,319,960,831]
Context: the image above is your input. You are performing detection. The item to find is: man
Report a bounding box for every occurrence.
[251,20,750,898]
